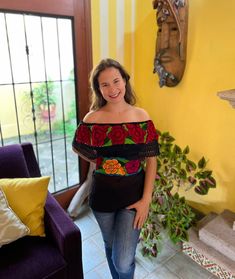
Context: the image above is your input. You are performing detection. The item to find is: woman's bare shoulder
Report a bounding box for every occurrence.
[83,110,103,123]
[133,107,150,121]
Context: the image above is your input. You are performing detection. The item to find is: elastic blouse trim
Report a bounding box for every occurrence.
[81,119,152,126]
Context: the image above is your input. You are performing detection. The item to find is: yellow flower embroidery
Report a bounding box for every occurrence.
[116,167,126,176]
[103,159,126,175]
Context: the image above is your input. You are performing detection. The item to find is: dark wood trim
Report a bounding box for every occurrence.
[72,0,92,184]
[53,185,79,210]
[73,0,92,120]
[0,0,74,16]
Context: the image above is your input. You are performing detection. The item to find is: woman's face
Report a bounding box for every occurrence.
[98,67,126,104]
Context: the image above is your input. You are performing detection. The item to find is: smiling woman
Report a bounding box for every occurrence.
[98,67,126,104]
[72,58,160,279]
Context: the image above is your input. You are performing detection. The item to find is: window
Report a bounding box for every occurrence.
[0,12,79,193]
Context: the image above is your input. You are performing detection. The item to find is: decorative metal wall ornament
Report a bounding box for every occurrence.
[153,0,189,87]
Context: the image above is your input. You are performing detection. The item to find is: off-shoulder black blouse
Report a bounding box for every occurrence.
[72,120,160,211]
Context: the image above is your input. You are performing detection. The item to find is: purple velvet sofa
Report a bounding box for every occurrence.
[0,143,84,279]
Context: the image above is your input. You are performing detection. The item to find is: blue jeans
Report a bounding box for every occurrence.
[92,209,140,279]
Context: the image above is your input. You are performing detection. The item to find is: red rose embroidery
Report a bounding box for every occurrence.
[126,124,146,143]
[146,121,158,143]
[108,125,128,145]
[92,125,109,146]
[125,160,140,174]
[76,124,91,145]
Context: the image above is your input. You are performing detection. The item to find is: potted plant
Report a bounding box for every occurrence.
[33,81,57,121]
[140,130,216,258]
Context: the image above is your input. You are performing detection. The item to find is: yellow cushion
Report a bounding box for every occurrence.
[0,177,50,237]
[0,188,30,247]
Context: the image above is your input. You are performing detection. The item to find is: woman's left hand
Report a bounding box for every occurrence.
[126,199,150,230]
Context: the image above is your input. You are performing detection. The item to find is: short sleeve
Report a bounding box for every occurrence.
[139,120,160,158]
[72,122,97,160]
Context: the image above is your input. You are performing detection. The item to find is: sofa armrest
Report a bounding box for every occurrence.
[44,193,83,279]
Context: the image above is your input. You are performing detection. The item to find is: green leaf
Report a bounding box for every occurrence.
[194,185,209,195]
[142,123,148,130]
[183,146,190,154]
[181,230,189,241]
[125,137,134,144]
[188,176,197,185]
[160,178,167,186]
[179,169,187,179]
[161,132,175,143]
[163,159,168,164]
[157,158,161,168]
[173,192,180,199]
[173,145,182,154]
[166,135,175,142]
[156,129,161,136]
[186,160,197,171]
[198,157,206,169]
[205,176,216,188]
[103,138,111,146]
[116,157,128,163]
[171,168,178,174]
[197,170,212,179]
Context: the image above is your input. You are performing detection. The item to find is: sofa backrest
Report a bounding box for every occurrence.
[0,143,41,179]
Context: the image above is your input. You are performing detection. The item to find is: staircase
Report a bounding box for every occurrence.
[182,210,235,279]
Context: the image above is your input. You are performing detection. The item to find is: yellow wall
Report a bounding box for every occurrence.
[91,0,135,76]
[91,0,235,214]
[134,0,235,214]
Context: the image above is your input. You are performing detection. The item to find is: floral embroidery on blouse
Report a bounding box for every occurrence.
[96,157,142,176]
[102,159,126,175]
[73,120,159,176]
[75,121,158,147]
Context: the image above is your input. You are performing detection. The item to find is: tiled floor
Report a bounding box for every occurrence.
[74,204,217,279]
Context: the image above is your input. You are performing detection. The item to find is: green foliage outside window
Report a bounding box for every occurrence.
[33,81,57,108]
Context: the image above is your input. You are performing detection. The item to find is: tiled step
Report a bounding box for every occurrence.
[183,227,235,279]
[196,212,218,230]
[199,210,235,261]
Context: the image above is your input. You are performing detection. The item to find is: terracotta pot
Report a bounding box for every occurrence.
[40,104,56,121]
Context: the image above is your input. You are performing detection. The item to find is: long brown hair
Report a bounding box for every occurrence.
[89,58,136,111]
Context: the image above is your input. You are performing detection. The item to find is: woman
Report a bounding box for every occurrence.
[72,58,159,279]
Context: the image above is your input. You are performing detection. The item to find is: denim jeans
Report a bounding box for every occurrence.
[92,209,140,279]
